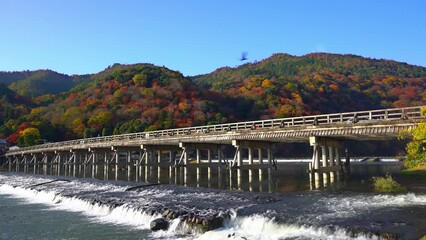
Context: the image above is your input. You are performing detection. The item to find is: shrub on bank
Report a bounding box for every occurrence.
[372,174,405,193]
[401,106,426,168]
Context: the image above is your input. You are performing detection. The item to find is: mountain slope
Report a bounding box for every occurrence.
[192,53,426,87]
[191,53,426,118]
[0,83,33,137]
[1,52,425,145]
[7,70,74,97]
[38,64,239,139]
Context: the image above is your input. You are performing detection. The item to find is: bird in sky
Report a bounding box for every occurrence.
[240,52,248,61]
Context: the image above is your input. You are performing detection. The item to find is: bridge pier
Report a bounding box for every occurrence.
[29,153,41,174]
[321,145,328,186]
[179,143,224,185]
[309,137,343,189]
[231,140,274,170]
[86,149,99,178]
[179,143,216,165]
[68,149,86,177]
[111,146,139,181]
[141,144,179,165]
[41,152,52,175]
[231,140,275,184]
[53,151,60,175]
[7,157,12,171]
[141,144,179,183]
[22,155,28,173]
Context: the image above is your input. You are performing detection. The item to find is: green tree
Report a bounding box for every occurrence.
[83,128,92,138]
[404,106,426,168]
[0,125,12,137]
[132,73,148,85]
[102,127,110,136]
[88,111,113,130]
[17,127,42,147]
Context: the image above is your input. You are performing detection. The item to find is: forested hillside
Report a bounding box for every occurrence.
[0,83,34,140]
[0,53,425,149]
[1,70,75,97]
[10,64,240,143]
[192,53,426,119]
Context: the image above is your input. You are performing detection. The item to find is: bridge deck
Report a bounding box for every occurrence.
[5,106,425,156]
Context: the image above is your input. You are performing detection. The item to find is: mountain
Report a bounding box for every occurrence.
[0,52,425,148]
[1,70,74,97]
[35,64,240,139]
[192,53,426,87]
[0,71,31,85]
[191,53,426,118]
[0,83,33,138]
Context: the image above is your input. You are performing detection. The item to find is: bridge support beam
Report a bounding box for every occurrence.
[178,143,221,166]
[40,152,53,174]
[7,157,12,171]
[309,136,343,189]
[29,153,39,166]
[29,153,43,174]
[141,144,180,165]
[111,146,140,166]
[69,149,90,165]
[22,155,28,173]
[231,140,274,168]
[140,144,179,183]
[53,150,72,175]
[89,148,107,177]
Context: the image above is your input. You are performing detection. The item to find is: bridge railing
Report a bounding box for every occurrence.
[6,106,424,154]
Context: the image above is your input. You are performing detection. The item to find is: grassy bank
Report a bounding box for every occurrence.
[401,164,426,179]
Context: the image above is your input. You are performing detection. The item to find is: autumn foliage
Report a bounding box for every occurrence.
[0,53,425,147]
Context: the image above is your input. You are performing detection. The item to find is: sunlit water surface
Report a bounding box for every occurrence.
[1,161,426,239]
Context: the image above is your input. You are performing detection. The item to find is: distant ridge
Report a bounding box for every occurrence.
[190,52,426,117]
[191,53,426,88]
[1,70,74,97]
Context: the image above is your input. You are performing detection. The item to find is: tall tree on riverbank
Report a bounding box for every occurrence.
[404,106,426,168]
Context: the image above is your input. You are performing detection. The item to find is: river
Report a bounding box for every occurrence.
[1,161,426,239]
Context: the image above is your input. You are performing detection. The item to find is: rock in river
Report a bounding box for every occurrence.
[150,218,169,231]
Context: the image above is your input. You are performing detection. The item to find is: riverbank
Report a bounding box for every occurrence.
[401,163,426,179]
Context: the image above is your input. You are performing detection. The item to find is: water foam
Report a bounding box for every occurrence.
[2,173,426,240]
[197,214,378,240]
[0,184,204,239]
[0,184,158,228]
[322,192,426,220]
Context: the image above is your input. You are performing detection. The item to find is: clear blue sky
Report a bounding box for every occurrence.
[0,0,425,76]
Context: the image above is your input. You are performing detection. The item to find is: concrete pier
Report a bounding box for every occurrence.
[231,140,274,168]
[309,136,343,189]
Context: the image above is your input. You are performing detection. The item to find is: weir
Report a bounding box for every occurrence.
[3,106,425,188]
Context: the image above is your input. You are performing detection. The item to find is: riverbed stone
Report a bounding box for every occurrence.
[379,232,397,240]
[162,209,170,218]
[150,218,169,231]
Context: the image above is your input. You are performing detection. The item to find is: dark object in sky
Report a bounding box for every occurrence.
[240,52,248,61]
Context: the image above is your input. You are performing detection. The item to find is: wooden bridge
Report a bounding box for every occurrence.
[3,106,425,187]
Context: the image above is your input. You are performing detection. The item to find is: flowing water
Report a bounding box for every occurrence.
[1,161,426,239]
